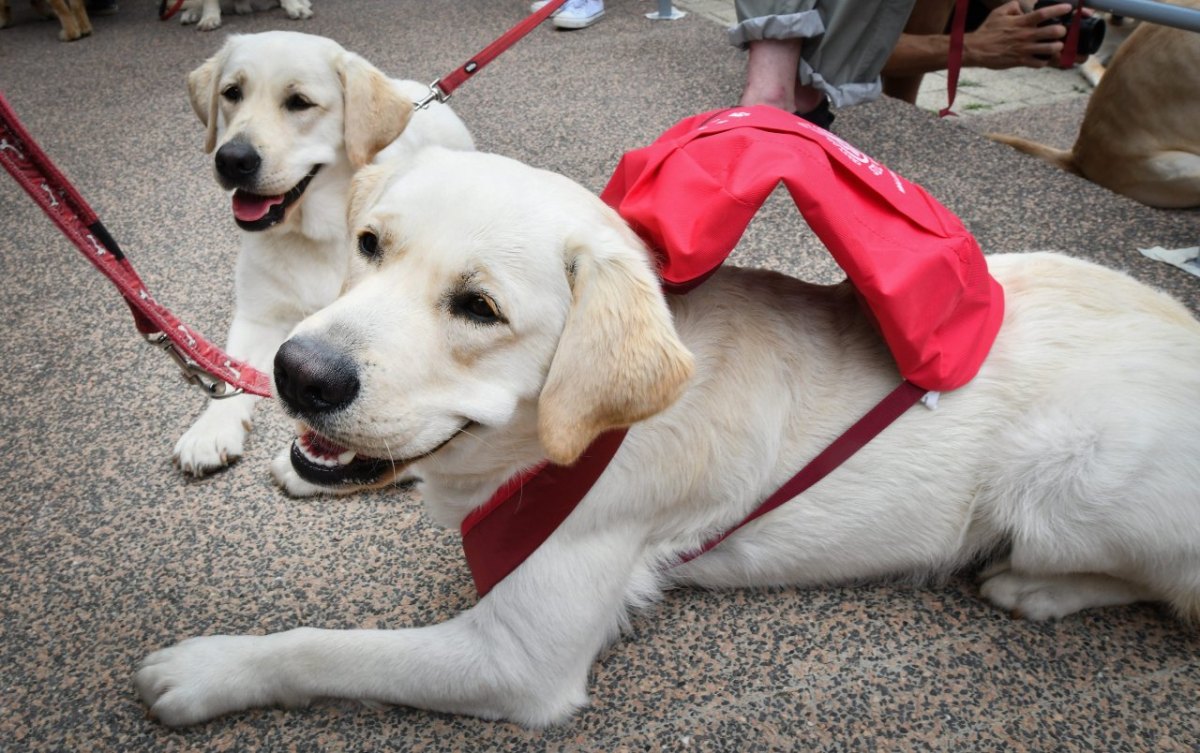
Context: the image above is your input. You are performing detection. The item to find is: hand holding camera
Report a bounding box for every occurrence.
[964,0,1103,69]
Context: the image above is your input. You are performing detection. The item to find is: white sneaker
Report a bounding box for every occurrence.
[552,0,604,29]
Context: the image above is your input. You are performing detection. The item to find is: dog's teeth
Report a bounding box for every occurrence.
[337,450,356,465]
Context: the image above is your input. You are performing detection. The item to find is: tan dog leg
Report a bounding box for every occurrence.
[46,0,90,41]
[1112,151,1200,209]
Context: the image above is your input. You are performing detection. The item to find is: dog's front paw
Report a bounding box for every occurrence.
[174,413,249,476]
[179,8,200,23]
[282,0,313,20]
[137,635,299,726]
[197,12,222,30]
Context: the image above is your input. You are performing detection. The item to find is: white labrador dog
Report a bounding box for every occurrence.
[173,31,474,476]
[139,148,1200,727]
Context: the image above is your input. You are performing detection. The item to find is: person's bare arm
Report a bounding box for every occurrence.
[882,0,1072,77]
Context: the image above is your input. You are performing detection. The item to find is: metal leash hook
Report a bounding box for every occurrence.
[144,332,244,399]
[414,81,449,112]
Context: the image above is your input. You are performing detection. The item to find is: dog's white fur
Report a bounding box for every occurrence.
[173,31,473,475]
[179,0,311,32]
[141,149,1200,727]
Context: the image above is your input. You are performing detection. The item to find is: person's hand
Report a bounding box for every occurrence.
[965,0,1074,69]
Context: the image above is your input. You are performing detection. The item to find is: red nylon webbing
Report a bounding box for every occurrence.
[940,0,971,117]
[0,92,273,397]
[438,0,569,97]
[677,380,927,564]
[461,428,628,597]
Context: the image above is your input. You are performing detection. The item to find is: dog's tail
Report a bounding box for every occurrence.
[986,133,1080,175]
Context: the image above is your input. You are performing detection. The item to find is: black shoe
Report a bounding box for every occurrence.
[795,99,834,130]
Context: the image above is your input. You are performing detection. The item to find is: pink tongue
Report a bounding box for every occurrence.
[301,430,349,458]
[232,190,285,222]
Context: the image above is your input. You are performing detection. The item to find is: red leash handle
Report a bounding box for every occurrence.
[422,0,569,106]
[0,92,273,398]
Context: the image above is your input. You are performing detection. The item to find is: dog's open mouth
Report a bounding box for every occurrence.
[232,166,321,231]
[289,423,472,488]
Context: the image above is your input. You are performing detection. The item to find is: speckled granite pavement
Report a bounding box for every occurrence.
[1,2,1198,751]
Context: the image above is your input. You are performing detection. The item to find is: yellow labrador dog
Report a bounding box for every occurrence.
[173,31,473,476]
[989,4,1200,208]
[140,148,1200,727]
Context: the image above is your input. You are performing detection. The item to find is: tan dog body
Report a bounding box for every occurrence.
[141,149,1200,727]
[990,5,1200,208]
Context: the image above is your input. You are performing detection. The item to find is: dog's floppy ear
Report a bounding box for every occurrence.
[347,162,393,227]
[186,45,226,154]
[338,52,414,169]
[538,216,694,466]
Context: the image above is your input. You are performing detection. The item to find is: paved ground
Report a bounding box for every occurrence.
[1,2,1198,752]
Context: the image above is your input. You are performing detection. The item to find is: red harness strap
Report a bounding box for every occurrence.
[0,93,272,397]
[460,382,927,598]
[677,380,927,564]
[461,429,628,597]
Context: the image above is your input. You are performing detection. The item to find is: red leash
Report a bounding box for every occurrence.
[415,0,569,109]
[0,92,272,398]
[941,0,970,117]
[159,0,186,21]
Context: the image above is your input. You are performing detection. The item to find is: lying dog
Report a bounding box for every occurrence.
[179,0,311,31]
[140,148,1200,727]
[0,0,91,41]
[989,3,1200,209]
[173,31,474,476]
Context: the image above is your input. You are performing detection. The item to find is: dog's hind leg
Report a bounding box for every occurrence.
[979,564,1153,620]
[1101,151,1200,209]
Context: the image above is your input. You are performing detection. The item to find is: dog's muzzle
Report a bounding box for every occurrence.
[230,165,322,232]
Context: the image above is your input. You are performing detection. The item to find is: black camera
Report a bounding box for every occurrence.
[1034,0,1106,57]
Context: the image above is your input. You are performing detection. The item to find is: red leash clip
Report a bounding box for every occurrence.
[416,0,569,110]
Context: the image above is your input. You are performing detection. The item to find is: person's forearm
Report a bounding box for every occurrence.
[882,33,953,77]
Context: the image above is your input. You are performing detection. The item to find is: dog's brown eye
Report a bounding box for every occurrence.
[357,231,380,260]
[285,93,316,112]
[221,85,242,103]
[453,293,502,324]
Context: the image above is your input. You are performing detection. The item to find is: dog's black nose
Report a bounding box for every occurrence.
[214,141,262,183]
[274,337,360,414]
